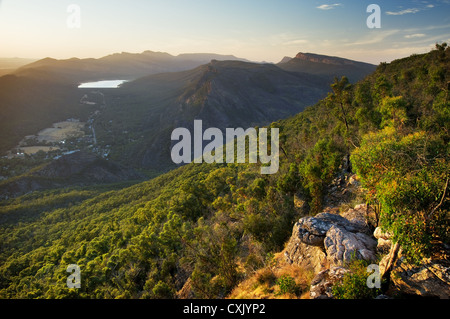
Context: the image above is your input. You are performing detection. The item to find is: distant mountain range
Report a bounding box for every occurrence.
[10,50,376,84]
[0,58,38,69]
[0,58,38,77]
[0,50,376,180]
[0,51,248,154]
[13,51,248,83]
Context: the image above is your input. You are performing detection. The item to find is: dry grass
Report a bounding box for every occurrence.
[228,252,315,299]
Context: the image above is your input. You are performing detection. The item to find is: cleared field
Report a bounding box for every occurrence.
[36,120,85,143]
[19,146,61,155]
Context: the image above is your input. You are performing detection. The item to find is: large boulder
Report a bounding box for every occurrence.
[284,220,327,273]
[285,208,378,271]
[324,225,378,267]
[296,212,370,247]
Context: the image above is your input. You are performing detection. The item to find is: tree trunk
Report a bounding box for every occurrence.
[381,242,400,280]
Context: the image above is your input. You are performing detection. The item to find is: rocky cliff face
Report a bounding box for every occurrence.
[283,159,450,299]
[278,52,376,83]
[294,53,356,66]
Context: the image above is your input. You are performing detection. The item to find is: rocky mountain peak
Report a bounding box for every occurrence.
[294,52,356,66]
[278,56,293,64]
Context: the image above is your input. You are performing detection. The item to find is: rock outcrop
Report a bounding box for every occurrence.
[296,212,370,247]
[284,222,328,273]
[285,205,377,271]
[285,205,450,299]
[324,225,377,267]
[284,156,449,299]
[389,250,450,299]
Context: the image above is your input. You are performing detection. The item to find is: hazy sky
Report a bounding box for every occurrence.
[0,0,449,64]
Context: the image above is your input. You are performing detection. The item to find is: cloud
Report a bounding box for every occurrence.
[404,23,450,33]
[316,3,342,10]
[405,33,426,39]
[345,30,399,46]
[386,8,420,15]
[386,3,436,16]
[283,39,309,46]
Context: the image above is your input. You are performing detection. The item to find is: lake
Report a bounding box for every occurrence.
[78,80,128,88]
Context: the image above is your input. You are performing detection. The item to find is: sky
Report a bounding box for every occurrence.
[0,0,449,64]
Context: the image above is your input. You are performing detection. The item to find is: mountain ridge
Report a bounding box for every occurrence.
[278,52,376,83]
[14,51,248,83]
[293,52,370,66]
[96,59,332,170]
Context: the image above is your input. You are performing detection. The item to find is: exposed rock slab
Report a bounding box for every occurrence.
[324,225,377,267]
[285,207,378,272]
[284,220,327,273]
[390,253,450,299]
[297,212,370,247]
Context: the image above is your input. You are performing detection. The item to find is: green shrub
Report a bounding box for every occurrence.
[351,127,449,263]
[152,281,175,299]
[276,274,298,295]
[332,260,382,299]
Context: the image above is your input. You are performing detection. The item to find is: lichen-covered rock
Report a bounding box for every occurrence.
[324,225,377,267]
[296,212,370,247]
[373,226,392,240]
[296,215,333,246]
[284,220,327,273]
[285,208,378,272]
